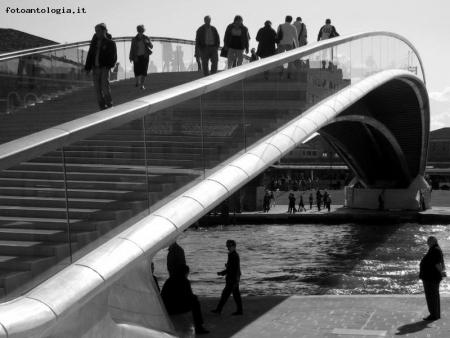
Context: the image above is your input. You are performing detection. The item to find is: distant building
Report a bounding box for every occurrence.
[0,29,58,54]
[426,128,450,189]
[266,134,353,190]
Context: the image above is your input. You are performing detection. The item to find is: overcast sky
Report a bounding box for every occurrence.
[1,0,449,130]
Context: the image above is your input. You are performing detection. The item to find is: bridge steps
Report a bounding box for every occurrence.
[0,70,304,301]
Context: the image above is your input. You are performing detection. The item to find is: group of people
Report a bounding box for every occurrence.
[84,23,153,110]
[157,239,243,334]
[83,16,339,112]
[270,176,327,192]
[196,15,338,78]
[263,189,332,213]
[157,231,446,328]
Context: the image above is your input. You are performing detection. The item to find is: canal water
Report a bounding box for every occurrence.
[153,223,450,297]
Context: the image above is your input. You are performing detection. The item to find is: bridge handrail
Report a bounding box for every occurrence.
[0,31,426,172]
[0,36,198,61]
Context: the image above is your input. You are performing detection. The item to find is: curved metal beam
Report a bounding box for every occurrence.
[325,115,411,182]
[319,130,370,183]
[398,78,430,175]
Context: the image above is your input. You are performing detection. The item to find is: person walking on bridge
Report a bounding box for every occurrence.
[129,25,153,90]
[293,17,307,47]
[224,15,250,69]
[85,23,117,111]
[256,20,277,80]
[211,240,243,315]
[196,15,220,77]
[317,19,339,69]
[276,16,299,79]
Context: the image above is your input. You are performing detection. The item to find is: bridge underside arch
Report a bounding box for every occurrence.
[319,78,429,189]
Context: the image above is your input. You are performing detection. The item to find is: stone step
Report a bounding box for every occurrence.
[0,216,115,233]
[0,186,147,201]
[0,178,149,191]
[0,255,56,275]
[0,206,130,222]
[0,228,97,244]
[0,196,147,211]
[0,240,72,261]
[0,269,33,296]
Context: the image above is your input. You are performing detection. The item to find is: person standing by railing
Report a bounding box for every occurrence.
[85,23,117,110]
[195,15,220,77]
[129,25,153,90]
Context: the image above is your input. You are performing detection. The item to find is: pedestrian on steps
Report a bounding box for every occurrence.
[195,15,220,76]
[85,23,117,110]
[129,25,153,90]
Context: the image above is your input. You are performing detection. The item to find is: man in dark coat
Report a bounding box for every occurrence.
[195,15,220,77]
[161,265,210,334]
[211,240,243,315]
[85,23,117,110]
[420,236,446,321]
[167,240,186,277]
[256,20,276,79]
[316,190,322,211]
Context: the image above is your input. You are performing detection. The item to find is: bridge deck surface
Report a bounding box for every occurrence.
[200,295,449,338]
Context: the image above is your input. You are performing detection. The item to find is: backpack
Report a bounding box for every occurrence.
[275,25,283,44]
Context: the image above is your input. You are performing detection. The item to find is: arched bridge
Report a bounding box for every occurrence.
[0,32,429,337]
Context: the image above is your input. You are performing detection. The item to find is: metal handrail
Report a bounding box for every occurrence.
[0,31,426,172]
[0,36,209,61]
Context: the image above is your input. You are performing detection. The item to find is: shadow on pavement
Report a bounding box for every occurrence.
[395,320,430,335]
[199,296,289,338]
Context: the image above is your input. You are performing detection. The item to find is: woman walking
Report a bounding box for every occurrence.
[129,25,153,89]
[224,15,250,69]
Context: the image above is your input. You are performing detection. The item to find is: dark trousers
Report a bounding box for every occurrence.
[423,280,441,318]
[200,46,218,76]
[216,281,242,312]
[93,66,112,110]
[165,295,204,328]
[133,55,149,76]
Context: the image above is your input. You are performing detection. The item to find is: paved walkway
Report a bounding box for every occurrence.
[199,295,450,338]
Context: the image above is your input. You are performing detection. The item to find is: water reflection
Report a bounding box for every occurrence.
[153,223,449,297]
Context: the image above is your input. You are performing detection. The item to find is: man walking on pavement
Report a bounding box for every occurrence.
[211,240,243,315]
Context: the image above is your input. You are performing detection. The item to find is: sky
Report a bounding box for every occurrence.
[1,0,449,130]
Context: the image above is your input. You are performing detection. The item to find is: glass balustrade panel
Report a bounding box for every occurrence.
[144,96,204,212]
[64,119,149,262]
[0,148,71,302]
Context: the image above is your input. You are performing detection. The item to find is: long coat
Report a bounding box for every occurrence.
[256,25,276,58]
